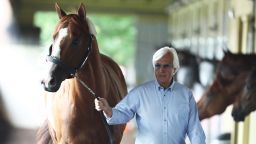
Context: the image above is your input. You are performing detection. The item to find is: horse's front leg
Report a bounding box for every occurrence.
[36,120,53,144]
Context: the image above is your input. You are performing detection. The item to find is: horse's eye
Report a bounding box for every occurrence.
[71,38,79,47]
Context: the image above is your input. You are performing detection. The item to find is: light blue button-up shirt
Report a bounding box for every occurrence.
[106,80,205,144]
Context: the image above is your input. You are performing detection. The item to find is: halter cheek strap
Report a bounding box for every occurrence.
[77,34,93,70]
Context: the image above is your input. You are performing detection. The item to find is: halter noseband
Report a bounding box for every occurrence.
[47,34,94,78]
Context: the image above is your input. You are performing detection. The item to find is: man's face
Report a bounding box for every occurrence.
[154,53,176,88]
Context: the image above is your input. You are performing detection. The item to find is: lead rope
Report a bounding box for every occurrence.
[76,76,114,144]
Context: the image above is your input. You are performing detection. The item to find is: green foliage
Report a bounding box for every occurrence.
[34,12,59,46]
[34,12,135,66]
[90,14,136,66]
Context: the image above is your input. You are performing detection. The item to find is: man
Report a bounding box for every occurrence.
[95,46,206,144]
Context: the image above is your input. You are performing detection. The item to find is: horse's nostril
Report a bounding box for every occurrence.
[49,78,56,86]
[41,80,45,85]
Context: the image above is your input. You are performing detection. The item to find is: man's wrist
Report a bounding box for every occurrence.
[104,108,112,118]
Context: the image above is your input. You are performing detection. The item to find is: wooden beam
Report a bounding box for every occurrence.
[14,0,170,16]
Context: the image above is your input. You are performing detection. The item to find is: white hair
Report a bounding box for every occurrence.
[86,17,97,36]
[152,46,180,74]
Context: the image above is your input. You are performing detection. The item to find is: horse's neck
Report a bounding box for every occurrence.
[76,40,107,96]
[221,71,249,106]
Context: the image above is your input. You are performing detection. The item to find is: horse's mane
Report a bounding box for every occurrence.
[221,51,256,68]
[224,50,256,59]
[86,18,97,36]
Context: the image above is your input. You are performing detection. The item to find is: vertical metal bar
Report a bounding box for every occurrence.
[242,117,250,144]
[252,0,256,51]
[231,122,238,144]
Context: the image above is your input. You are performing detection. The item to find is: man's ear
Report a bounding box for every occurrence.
[173,68,177,76]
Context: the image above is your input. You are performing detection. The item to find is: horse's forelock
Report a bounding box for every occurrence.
[55,15,97,37]
[53,17,70,37]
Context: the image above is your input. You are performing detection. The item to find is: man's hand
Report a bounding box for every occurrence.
[94,97,113,118]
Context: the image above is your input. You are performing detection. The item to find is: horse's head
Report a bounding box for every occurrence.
[41,3,95,92]
[197,51,251,120]
[177,49,198,66]
[232,68,256,122]
[176,49,200,88]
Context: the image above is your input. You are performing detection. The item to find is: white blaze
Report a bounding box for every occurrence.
[52,28,68,58]
[43,28,68,87]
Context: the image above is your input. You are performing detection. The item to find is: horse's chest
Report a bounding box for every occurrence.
[46,92,74,133]
[46,93,98,143]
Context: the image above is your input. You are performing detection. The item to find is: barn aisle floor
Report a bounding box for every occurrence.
[3,128,36,144]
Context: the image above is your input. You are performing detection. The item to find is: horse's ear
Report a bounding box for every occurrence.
[223,48,232,56]
[221,43,234,56]
[55,3,66,19]
[78,3,86,19]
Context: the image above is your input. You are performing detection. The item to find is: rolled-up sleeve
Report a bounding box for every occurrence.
[106,90,139,125]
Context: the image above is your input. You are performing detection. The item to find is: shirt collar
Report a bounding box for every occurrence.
[155,80,175,91]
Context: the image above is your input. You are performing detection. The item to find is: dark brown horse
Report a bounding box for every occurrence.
[176,49,200,88]
[197,50,256,121]
[176,49,218,88]
[232,67,256,122]
[38,3,127,144]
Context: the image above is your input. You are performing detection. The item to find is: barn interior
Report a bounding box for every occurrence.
[0,0,255,144]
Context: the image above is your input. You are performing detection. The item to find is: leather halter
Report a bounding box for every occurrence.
[47,33,94,78]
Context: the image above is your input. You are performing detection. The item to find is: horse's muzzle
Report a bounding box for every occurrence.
[231,108,246,122]
[41,79,60,92]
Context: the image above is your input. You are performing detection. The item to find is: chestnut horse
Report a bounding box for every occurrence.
[38,3,127,144]
[197,50,256,121]
[232,67,256,121]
